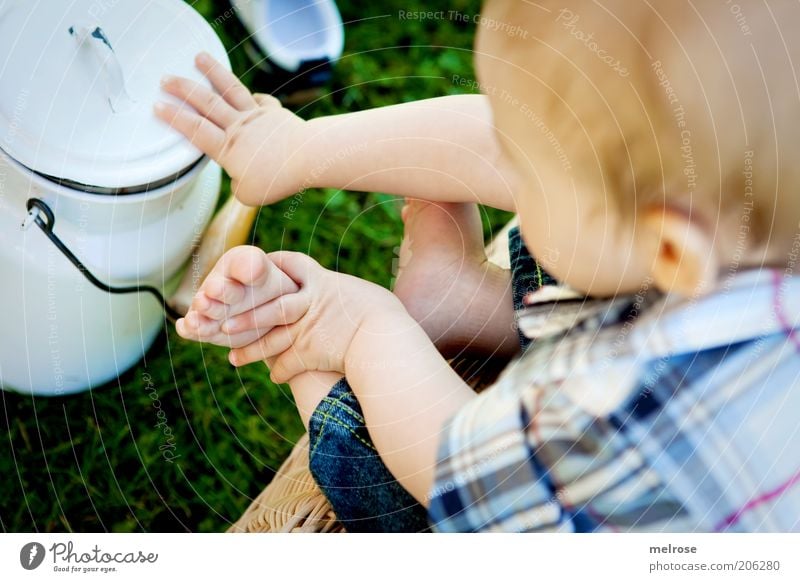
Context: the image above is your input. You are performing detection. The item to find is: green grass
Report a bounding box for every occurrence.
[0,0,509,532]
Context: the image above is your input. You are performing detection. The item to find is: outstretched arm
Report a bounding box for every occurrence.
[342,307,475,503]
[297,94,517,211]
[156,54,517,212]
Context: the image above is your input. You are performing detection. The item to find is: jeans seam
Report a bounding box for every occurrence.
[321,395,366,424]
[310,390,374,458]
[310,411,378,458]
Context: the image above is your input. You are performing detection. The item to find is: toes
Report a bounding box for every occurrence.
[191,292,227,320]
[401,203,410,223]
[227,262,299,319]
[203,274,246,306]
[217,328,265,349]
[193,246,300,336]
[202,246,267,305]
[201,246,290,316]
[178,309,250,347]
[183,310,222,339]
[219,310,254,335]
[220,292,310,334]
[401,198,425,222]
[227,247,269,287]
[400,197,418,223]
[175,317,193,340]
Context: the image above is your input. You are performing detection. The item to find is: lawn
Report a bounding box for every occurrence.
[0,0,510,532]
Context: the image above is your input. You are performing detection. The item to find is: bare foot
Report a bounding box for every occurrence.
[176,246,300,348]
[393,201,518,359]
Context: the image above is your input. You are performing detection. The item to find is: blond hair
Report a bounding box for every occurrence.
[489,0,800,258]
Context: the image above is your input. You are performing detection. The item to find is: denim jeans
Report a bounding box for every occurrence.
[507,226,556,350]
[307,227,551,532]
[308,378,430,532]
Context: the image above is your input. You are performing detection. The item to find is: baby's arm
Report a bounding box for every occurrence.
[227,251,476,503]
[156,54,517,212]
[296,95,517,211]
[342,305,475,503]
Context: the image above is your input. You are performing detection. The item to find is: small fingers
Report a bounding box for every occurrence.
[225,246,270,288]
[191,291,227,320]
[154,101,225,158]
[196,52,257,111]
[160,75,239,128]
[197,246,268,316]
[176,311,220,341]
[203,275,246,307]
[221,291,310,334]
[228,326,295,367]
[268,350,306,385]
[177,315,254,348]
[266,251,320,287]
[253,92,282,109]
[219,328,274,349]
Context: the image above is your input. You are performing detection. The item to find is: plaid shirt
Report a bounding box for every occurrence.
[428,269,800,532]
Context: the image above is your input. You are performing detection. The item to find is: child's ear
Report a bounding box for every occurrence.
[640,205,719,296]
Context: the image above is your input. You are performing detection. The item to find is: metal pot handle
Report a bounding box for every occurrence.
[21,195,260,321]
[68,23,136,114]
[22,198,181,321]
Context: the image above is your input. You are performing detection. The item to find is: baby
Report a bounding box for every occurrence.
[157,0,800,532]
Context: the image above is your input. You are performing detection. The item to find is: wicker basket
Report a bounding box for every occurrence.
[228,218,518,533]
[229,433,345,533]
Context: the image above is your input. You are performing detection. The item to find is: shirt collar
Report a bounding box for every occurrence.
[517,269,800,358]
[514,268,800,419]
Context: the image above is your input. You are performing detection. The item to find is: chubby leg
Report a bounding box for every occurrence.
[393,200,519,359]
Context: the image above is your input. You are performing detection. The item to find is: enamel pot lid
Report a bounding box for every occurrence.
[0,0,230,193]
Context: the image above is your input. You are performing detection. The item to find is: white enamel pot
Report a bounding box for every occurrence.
[0,0,233,395]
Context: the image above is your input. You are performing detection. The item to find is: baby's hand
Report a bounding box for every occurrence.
[155,52,306,206]
[176,246,309,349]
[227,252,406,384]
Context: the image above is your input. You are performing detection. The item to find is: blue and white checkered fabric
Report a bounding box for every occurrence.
[429,269,800,532]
